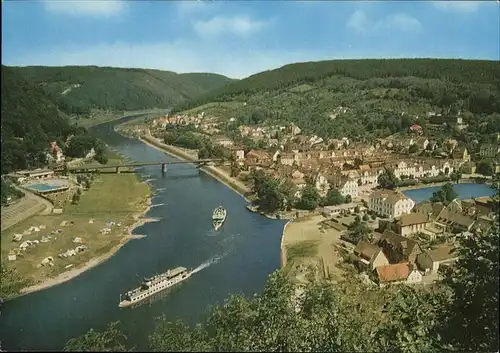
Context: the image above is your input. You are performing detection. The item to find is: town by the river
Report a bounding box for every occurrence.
[0,116,285,351]
[1,116,497,351]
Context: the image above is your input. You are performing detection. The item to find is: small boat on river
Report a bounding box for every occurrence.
[212,206,227,231]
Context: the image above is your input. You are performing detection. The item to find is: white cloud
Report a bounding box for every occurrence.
[43,0,125,17]
[347,10,421,34]
[193,15,269,39]
[375,13,422,33]
[176,1,214,17]
[432,1,480,13]
[347,10,368,33]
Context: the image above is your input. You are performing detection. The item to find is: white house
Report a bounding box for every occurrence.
[234,149,245,160]
[339,178,359,198]
[369,189,415,219]
[279,153,295,166]
[359,168,383,185]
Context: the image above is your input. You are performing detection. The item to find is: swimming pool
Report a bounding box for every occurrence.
[27,184,61,192]
[26,180,70,193]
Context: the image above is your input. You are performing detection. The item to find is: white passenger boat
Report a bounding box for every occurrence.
[212,206,227,231]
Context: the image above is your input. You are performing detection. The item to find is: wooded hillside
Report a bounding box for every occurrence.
[172,59,500,141]
[8,66,234,115]
[1,66,95,174]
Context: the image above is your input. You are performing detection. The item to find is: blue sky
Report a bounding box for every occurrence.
[2,0,499,78]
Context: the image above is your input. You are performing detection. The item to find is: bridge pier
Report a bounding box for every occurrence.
[116,166,120,174]
[161,163,167,173]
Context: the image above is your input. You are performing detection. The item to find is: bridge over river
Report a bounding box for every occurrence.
[68,158,225,174]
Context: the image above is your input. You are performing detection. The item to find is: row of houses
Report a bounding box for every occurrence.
[352,230,459,287]
[151,114,203,128]
[377,196,497,239]
[243,147,460,177]
[240,150,463,205]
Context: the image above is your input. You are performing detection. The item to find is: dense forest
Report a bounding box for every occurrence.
[7,66,234,115]
[172,59,500,143]
[65,221,499,353]
[1,66,100,175]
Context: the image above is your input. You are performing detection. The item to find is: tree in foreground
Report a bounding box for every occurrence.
[65,226,500,352]
[150,273,341,352]
[437,223,499,352]
[64,322,130,352]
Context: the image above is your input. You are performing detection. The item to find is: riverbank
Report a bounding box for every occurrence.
[280,220,293,268]
[1,153,153,300]
[138,134,252,202]
[20,201,153,295]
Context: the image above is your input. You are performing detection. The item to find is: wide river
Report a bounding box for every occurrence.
[0,115,285,351]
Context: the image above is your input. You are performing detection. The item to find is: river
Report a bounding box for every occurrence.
[0,115,285,351]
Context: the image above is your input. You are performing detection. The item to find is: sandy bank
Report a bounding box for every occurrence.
[20,199,153,296]
[280,214,345,281]
[139,135,252,202]
[280,220,293,268]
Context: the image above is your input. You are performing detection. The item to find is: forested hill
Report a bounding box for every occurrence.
[174,59,500,109]
[171,59,500,140]
[1,67,94,174]
[7,66,235,114]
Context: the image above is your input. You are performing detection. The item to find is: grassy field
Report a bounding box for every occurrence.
[0,153,150,299]
[286,240,319,263]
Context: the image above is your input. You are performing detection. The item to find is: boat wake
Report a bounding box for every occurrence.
[192,255,223,275]
[156,188,166,193]
[150,203,165,208]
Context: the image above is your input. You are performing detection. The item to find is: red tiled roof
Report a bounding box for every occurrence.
[376,262,410,283]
